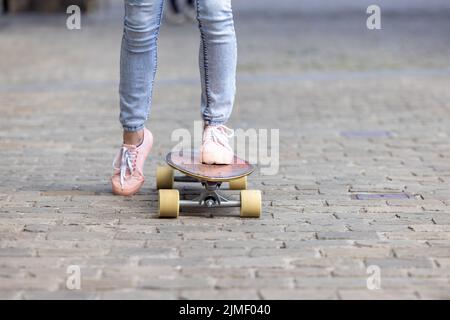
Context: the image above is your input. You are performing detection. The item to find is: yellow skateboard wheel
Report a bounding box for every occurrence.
[158,189,179,218]
[229,176,247,190]
[240,190,261,218]
[156,165,174,189]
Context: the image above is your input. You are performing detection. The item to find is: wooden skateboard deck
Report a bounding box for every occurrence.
[166,150,254,182]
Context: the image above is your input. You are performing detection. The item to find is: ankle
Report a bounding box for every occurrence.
[123,129,144,146]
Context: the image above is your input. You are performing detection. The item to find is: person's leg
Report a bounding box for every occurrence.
[196,0,236,126]
[119,0,164,145]
[112,0,164,196]
[196,0,237,164]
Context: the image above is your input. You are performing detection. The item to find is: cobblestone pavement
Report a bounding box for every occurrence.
[1,1,450,299]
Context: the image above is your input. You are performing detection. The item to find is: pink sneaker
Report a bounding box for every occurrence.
[201,124,234,164]
[111,128,154,196]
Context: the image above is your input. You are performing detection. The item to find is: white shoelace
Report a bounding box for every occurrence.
[204,125,234,150]
[113,146,137,187]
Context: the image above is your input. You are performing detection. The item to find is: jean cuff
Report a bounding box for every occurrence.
[204,119,227,126]
[122,124,145,132]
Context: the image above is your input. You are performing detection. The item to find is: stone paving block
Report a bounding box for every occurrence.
[381,232,450,241]
[58,257,130,268]
[1,276,62,291]
[427,240,450,247]
[220,224,286,233]
[430,215,450,225]
[410,225,450,232]
[0,248,34,257]
[214,240,284,249]
[377,214,435,225]
[36,248,109,258]
[380,278,449,289]
[215,256,289,268]
[295,277,369,289]
[251,232,317,241]
[182,232,250,241]
[73,239,147,249]
[180,289,259,300]
[180,267,253,278]
[331,267,409,278]
[434,258,450,268]
[138,277,215,290]
[408,268,450,278]
[22,224,53,233]
[289,258,365,269]
[0,257,62,269]
[346,223,413,232]
[365,258,434,269]
[321,247,393,259]
[317,232,379,240]
[338,289,419,300]
[145,239,215,249]
[96,290,177,300]
[21,291,99,300]
[114,231,167,241]
[77,277,136,291]
[139,257,216,268]
[271,199,325,207]
[284,240,354,249]
[249,248,320,258]
[216,278,295,290]
[46,231,115,241]
[0,291,22,300]
[394,247,450,258]
[286,223,348,232]
[416,288,450,300]
[109,247,178,259]
[101,268,180,284]
[260,288,338,300]
[363,206,426,214]
[181,248,249,258]
[257,267,332,278]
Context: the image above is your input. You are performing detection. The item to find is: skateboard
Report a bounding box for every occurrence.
[156,150,261,218]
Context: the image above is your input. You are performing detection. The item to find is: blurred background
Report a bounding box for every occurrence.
[1,0,450,83]
[1,0,450,87]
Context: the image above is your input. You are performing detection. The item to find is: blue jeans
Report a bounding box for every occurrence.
[119,0,237,132]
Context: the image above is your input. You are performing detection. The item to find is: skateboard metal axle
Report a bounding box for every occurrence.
[179,199,240,208]
[176,177,241,208]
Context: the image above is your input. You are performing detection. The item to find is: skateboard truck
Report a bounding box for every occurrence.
[179,181,241,209]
